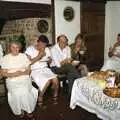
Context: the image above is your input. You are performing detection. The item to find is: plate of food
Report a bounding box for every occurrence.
[103,87,120,98]
[88,71,109,80]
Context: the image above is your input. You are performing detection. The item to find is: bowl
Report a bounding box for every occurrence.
[79,51,85,55]
[72,60,80,66]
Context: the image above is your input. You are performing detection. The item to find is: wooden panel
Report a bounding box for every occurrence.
[0,1,51,20]
[0,1,55,45]
[51,0,55,44]
[85,34,104,67]
[81,1,105,71]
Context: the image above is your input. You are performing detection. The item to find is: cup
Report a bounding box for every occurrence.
[79,51,85,55]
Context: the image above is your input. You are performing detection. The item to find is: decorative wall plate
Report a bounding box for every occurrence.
[63,6,74,22]
[37,19,49,33]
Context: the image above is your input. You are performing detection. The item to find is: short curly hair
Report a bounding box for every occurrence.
[9,40,22,51]
[37,35,49,45]
[57,34,68,42]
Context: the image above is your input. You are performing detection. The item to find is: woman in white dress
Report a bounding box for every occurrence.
[25,35,59,108]
[101,33,120,72]
[0,41,38,119]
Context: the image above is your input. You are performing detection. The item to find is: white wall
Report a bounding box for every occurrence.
[55,0,80,44]
[105,1,120,60]
[1,0,51,4]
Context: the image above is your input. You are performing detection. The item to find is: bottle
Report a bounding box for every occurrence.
[106,73,116,88]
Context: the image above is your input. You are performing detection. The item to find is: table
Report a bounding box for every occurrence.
[70,77,120,120]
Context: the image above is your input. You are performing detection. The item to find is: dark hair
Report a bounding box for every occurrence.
[75,33,84,42]
[57,34,68,42]
[18,35,26,52]
[118,33,120,37]
[37,35,49,45]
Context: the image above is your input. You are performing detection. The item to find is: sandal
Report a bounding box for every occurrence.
[26,113,35,120]
[52,96,58,105]
[38,100,43,107]
[19,114,24,119]
[38,100,47,109]
[19,111,25,119]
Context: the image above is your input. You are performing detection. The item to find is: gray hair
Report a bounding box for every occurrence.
[9,40,22,51]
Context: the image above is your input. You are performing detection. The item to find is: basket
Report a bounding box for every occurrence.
[103,88,120,98]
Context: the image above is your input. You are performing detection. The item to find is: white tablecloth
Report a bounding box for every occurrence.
[70,77,120,120]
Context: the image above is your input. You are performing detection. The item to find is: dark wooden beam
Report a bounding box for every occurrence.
[51,0,55,44]
[0,1,51,20]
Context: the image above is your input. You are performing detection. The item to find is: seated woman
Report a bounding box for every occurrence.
[101,33,120,72]
[70,33,88,76]
[0,41,38,120]
[25,35,59,108]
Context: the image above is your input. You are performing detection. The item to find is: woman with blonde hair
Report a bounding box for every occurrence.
[0,40,38,120]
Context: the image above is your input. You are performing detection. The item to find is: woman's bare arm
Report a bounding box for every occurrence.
[113,53,120,58]
[109,43,120,57]
[27,50,46,66]
[1,67,31,78]
[20,67,31,75]
[1,70,22,78]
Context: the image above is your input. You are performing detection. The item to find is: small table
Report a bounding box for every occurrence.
[70,77,120,120]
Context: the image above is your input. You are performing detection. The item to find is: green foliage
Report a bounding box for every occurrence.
[0,17,5,34]
[18,35,26,52]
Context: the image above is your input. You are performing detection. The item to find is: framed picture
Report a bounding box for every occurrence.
[37,19,49,33]
[63,6,74,22]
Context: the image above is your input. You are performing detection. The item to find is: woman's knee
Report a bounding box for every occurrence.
[53,78,59,83]
[52,78,59,87]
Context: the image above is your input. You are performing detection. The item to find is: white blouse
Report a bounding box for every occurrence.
[50,44,71,67]
[0,53,31,80]
[25,46,51,70]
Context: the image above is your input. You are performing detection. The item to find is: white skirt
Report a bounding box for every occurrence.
[101,56,120,72]
[31,67,57,91]
[6,77,38,115]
